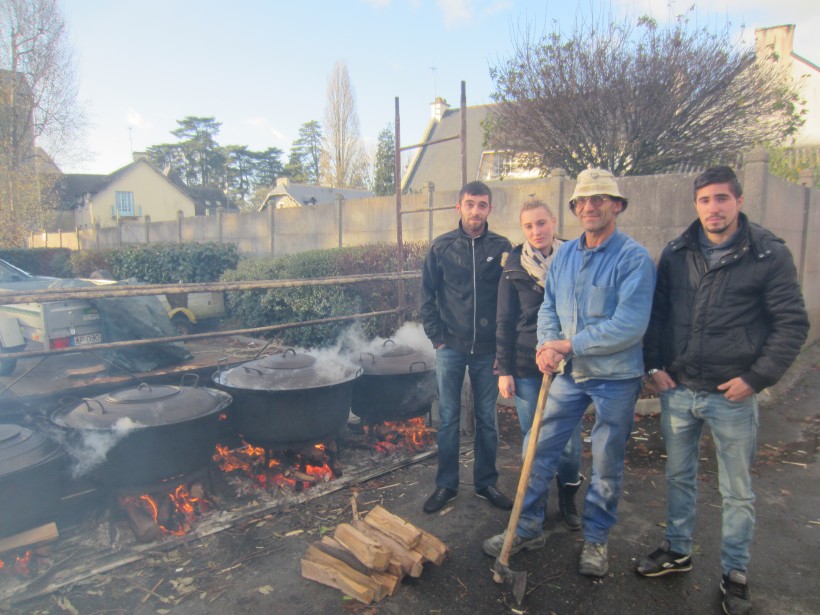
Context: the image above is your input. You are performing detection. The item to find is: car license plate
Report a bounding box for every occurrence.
[73,333,102,346]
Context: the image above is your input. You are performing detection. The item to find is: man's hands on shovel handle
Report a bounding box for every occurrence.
[536,340,571,374]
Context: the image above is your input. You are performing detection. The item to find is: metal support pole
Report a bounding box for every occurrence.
[460,80,467,187]
[395,96,406,316]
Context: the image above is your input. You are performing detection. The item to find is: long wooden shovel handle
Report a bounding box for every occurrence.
[497,369,557,567]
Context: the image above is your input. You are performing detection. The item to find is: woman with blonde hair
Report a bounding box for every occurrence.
[496,199,584,529]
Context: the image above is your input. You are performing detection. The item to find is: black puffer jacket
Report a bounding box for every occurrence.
[644,214,809,392]
[420,222,511,355]
[496,244,547,379]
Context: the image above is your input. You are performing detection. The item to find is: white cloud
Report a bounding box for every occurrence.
[437,0,472,28]
[126,108,151,129]
[361,0,391,6]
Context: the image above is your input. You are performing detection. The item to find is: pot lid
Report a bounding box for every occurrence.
[215,348,358,390]
[0,424,62,477]
[356,339,436,375]
[53,384,233,430]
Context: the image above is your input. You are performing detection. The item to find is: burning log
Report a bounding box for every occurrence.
[0,523,58,556]
[121,498,162,543]
[301,506,448,604]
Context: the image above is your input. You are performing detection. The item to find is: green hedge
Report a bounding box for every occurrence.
[71,243,239,283]
[222,242,427,347]
[0,248,74,278]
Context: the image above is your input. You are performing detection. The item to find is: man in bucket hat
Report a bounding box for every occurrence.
[483,169,655,578]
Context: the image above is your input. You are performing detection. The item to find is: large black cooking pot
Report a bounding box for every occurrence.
[51,376,232,488]
[0,423,65,538]
[212,349,359,448]
[351,339,437,423]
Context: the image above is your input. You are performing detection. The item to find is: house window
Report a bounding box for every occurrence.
[115,191,135,216]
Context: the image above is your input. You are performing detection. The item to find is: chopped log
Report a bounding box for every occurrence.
[370,570,402,597]
[302,545,387,603]
[353,520,424,578]
[122,499,162,543]
[314,541,372,576]
[413,528,449,565]
[290,470,317,483]
[334,523,391,572]
[363,505,422,550]
[0,523,58,555]
[301,559,375,605]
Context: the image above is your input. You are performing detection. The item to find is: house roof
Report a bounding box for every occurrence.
[56,158,194,210]
[260,182,373,209]
[186,185,239,215]
[401,104,492,194]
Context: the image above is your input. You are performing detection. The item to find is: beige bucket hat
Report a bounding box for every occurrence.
[569,168,628,211]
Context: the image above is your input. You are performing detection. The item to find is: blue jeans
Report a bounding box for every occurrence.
[434,346,499,492]
[514,375,583,484]
[516,373,640,543]
[660,386,758,575]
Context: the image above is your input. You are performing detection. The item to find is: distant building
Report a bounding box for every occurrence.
[56,153,196,229]
[401,97,539,194]
[259,177,373,210]
[756,24,820,146]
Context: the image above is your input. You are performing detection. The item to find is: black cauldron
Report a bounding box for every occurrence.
[0,423,64,538]
[212,349,360,448]
[351,339,437,423]
[51,376,232,488]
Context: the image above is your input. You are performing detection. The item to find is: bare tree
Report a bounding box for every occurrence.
[321,61,369,189]
[487,10,805,177]
[1,0,85,245]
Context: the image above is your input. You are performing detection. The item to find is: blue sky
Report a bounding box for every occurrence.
[60,0,819,175]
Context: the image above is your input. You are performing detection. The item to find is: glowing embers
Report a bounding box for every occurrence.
[0,551,32,578]
[116,475,211,543]
[213,440,339,494]
[361,418,436,455]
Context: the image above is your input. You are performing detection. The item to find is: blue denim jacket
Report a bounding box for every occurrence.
[537,229,655,382]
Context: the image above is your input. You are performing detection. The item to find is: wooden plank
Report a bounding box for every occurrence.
[333,523,391,572]
[363,505,422,550]
[302,544,387,602]
[0,523,59,555]
[301,558,375,605]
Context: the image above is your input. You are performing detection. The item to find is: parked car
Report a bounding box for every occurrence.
[0,259,102,376]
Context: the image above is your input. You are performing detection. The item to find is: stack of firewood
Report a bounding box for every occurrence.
[300,504,448,605]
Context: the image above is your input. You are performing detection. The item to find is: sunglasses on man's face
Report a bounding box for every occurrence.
[572,195,611,208]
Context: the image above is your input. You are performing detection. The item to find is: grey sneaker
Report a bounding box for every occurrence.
[579,541,608,577]
[482,531,546,558]
[721,570,752,615]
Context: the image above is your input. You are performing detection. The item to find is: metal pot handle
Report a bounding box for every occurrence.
[217,357,229,373]
[382,339,396,348]
[242,366,263,375]
[81,397,107,414]
[181,373,199,388]
[355,367,364,378]
[283,348,297,357]
[359,351,376,364]
[409,361,429,373]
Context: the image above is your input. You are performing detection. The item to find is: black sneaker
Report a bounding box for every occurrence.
[423,487,457,513]
[475,485,513,510]
[635,541,693,577]
[721,570,752,615]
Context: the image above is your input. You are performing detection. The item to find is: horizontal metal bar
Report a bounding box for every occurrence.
[399,134,459,152]
[400,206,454,215]
[0,309,402,361]
[0,272,421,304]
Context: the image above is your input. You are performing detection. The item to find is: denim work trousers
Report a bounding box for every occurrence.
[660,386,758,575]
[514,375,583,484]
[434,346,499,492]
[516,373,640,543]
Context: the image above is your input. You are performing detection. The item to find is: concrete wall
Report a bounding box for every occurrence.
[30,155,819,342]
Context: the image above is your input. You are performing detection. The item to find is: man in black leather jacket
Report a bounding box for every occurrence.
[636,166,809,615]
[420,181,513,514]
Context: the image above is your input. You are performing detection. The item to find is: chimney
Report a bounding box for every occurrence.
[430,97,450,122]
[132,151,149,162]
[275,177,289,187]
[755,25,795,69]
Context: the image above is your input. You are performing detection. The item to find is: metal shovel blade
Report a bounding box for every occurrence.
[492,558,528,605]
